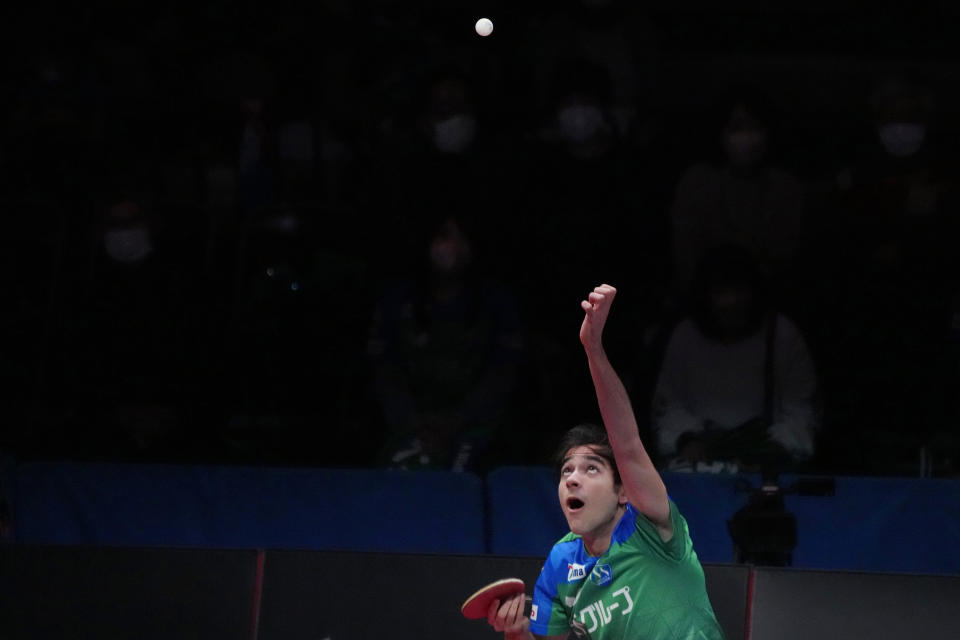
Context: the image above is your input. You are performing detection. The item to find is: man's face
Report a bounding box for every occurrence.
[558,446,626,541]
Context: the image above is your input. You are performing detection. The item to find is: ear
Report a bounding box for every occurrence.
[617,483,628,507]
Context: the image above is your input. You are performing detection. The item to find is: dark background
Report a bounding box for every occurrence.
[2,1,959,474]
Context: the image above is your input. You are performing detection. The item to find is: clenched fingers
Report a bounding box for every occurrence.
[493,593,527,632]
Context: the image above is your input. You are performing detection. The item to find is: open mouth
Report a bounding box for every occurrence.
[567,497,585,511]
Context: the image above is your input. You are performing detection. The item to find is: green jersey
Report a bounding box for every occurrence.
[528,501,725,640]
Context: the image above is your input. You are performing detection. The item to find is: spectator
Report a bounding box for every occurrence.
[819,75,960,472]
[217,202,370,465]
[526,0,660,144]
[367,216,523,471]
[670,87,805,303]
[651,247,821,473]
[369,67,509,236]
[513,56,671,434]
[197,50,279,213]
[51,196,187,457]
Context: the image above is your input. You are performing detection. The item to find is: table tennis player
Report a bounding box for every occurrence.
[488,284,725,640]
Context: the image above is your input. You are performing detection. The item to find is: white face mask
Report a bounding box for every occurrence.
[104,227,153,263]
[433,113,476,154]
[557,104,604,143]
[878,122,926,157]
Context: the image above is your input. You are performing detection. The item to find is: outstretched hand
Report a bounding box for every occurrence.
[580,284,617,355]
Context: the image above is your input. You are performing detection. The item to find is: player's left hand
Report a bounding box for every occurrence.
[487,593,530,640]
[579,284,617,354]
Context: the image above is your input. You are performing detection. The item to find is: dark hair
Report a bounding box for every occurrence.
[714,84,777,134]
[421,66,474,114]
[405,214,487,332]
[553,423,622,486]
[549,58,613,108]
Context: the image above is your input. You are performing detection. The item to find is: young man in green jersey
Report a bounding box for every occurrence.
[487,284,725,640]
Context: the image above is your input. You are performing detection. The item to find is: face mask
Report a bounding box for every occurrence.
[557,104,604,143]
[104,227,153,264]
[725,130,766,167]
[433,113,476,154]
[878,122,926,157]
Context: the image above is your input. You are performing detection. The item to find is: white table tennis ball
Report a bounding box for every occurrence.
[475,18,493,37]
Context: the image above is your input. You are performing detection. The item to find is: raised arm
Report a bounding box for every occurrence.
[580,285,672,537]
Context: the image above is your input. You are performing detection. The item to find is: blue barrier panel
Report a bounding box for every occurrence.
[13,460,960,573]
[486,467,753,562]
[486,466,567,556]
[784,475,960,574]
[12,461,486,554]
[658,472,756,563]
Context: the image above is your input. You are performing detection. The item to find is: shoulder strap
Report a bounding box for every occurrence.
[763,312,777,424]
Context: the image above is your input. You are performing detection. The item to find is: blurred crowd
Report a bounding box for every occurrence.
[2,1,959,477]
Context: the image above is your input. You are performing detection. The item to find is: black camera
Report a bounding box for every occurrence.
[727,474,835,566]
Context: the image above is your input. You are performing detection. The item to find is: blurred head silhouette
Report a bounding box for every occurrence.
[690,246,769,343]
[421,70,477,155]
[870,76,933,159]
[718,88,774,172]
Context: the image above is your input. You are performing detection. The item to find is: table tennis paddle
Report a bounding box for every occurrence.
[461,577,527,620]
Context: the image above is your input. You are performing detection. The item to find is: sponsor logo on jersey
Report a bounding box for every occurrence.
[530,604,538,621]
[567,562,587,581]
[590,563,612,586]
[575,587,634,634]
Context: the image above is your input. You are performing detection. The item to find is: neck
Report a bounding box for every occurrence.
[582,536,611,557]
[582,504,627,556]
